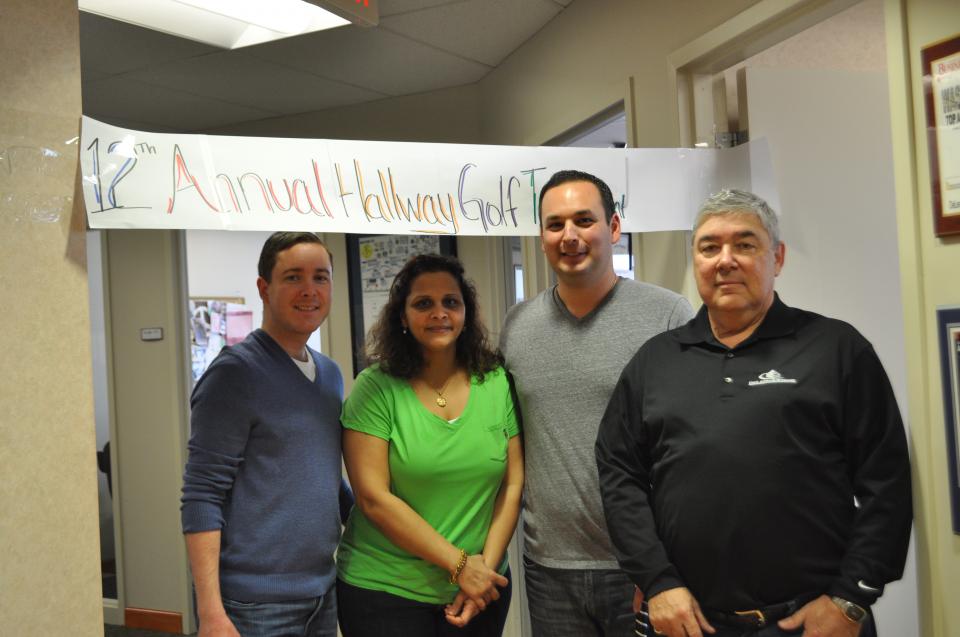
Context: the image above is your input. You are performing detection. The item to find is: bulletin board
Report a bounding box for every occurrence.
[346,234,457,376]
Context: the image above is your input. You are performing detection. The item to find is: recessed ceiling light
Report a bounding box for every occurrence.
[79,0,357,49]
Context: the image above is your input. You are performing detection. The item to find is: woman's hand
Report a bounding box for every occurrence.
[444,591,481,627]
[456,554,508,610]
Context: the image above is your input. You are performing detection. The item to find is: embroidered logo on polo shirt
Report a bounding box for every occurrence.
[748,369,797,386]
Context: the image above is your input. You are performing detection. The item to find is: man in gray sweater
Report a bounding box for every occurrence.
[500,170,693,636]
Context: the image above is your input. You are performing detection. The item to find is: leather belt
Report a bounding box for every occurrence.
[704,594,816,629]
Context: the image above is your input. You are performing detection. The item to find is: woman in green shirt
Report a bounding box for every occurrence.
[337,254,524,637]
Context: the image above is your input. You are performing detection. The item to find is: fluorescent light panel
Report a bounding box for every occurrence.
[79,0,350,49]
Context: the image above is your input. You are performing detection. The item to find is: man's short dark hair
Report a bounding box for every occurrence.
[258,232,330,281]
[538,170,617,224]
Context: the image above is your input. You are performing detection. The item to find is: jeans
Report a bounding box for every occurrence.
[522,555,634,637]
[337,571,512,637]
[220,587,338,637]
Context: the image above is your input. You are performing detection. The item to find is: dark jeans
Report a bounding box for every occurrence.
[522,555,634,637]
[220,588,337,637]
[337,570,512,637]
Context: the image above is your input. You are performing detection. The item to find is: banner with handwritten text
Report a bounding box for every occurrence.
[80,116,776,235]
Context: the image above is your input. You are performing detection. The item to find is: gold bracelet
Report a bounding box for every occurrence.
[449,548,467,584]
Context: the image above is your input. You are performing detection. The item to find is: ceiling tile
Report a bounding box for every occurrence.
[78,0,566,132]
[83,77,275,132]
[80,67,111,83]
[125,52,386,115]
[380,0,562,66]
[86,114,181,134]
[80,12,218,78]
[247,25,490,96]
[379,0,465,17]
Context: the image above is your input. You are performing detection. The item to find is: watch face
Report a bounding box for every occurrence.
[832,597,868,624]
[846,604,867,622]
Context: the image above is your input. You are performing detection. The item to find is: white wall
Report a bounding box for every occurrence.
[185,229,321,352]
[185,230,270,328]
[746,64,917,635]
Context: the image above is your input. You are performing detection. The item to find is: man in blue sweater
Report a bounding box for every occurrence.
[181,232,346,637]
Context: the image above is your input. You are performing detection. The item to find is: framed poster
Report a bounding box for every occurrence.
[346,234,457,377]
[921,33,960,236]
[188,297,250,382]
[937,306,960,534]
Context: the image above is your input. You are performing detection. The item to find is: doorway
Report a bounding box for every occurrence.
[673,0,918,633]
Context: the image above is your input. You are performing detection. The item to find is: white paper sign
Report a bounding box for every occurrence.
[80,116,777,235]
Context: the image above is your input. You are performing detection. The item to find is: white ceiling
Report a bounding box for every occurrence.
[80,0,573,133]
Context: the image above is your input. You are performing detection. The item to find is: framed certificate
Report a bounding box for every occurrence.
[937,306,960,534]
[922,34,960,236]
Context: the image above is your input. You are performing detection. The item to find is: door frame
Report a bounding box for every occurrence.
[668,0,862,147]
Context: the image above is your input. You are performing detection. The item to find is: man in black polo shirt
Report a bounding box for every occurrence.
[595,189,911,637]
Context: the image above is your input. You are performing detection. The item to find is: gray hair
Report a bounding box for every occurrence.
[692,189,780,246]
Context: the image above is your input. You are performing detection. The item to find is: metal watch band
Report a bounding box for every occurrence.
[830,596,867,624]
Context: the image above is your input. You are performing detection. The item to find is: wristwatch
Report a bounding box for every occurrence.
[830,596,868,624]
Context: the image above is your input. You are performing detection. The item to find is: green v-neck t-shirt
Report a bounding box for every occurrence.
[337,364,520,604]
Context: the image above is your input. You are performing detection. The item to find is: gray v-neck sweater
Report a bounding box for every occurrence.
[501,278,693,569]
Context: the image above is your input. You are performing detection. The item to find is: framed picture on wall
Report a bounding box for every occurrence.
[921,33,960,237]
[936,306,960,534]
[346,234,457,377]
[188,297,251,382]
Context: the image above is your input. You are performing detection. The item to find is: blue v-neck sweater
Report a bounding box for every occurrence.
[181,329,344,602]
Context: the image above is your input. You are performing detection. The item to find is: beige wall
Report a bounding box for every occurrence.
[477,0,761,148]
[104,230,193,626]
[886,0,960,635]
[0,0,103,635]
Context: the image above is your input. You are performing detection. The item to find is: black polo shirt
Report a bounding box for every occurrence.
[595,294,911,612]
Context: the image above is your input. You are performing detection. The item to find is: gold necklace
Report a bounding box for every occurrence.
[432,376,454,408]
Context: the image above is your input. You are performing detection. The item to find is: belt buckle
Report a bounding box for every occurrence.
[734,609,767,627]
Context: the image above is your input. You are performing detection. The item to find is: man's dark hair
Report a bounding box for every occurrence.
[257,232,330,281]
[366,253,502,381]
[538,170,617,224]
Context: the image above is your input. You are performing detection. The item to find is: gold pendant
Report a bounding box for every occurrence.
[436,396,447,407]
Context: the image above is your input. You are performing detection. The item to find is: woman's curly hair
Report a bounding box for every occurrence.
[366,253,502,381]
